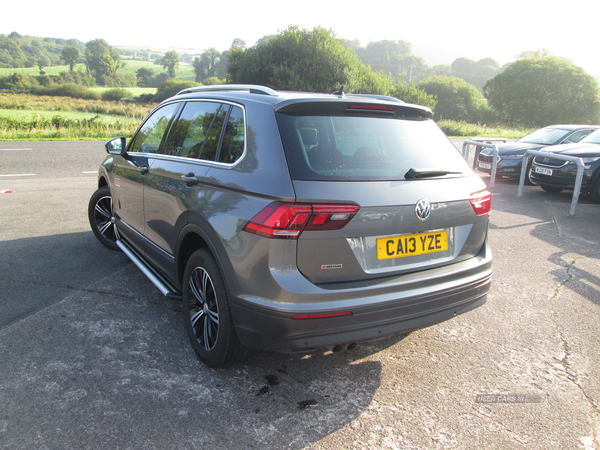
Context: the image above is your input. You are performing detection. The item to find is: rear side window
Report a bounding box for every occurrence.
[276,112,470,181]
[169,101,245,164]
[170,101,224,160]
[218,106,245,164]
[564,129,593,143]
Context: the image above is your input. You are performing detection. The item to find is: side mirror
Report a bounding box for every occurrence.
[105,137,127,155]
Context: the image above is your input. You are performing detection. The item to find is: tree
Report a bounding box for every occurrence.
[231,38,246,50]
[417,76,489,122]
[450,57,500,90]
[155,79,201,102]
[161,50,179,78]
[484,57,600,127]
[192,48,220,82]
[355,39,412,79]
[85,38,121,84]
[390,80,437,110]
[516,48,551,59]
[192,57,203,82]
[37,55,50,74]
[136,66,156,86]
[0,35,26,68]
[228,26,388,93]
[61,46,79,71]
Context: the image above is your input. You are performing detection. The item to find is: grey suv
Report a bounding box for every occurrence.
[89,85,492,368]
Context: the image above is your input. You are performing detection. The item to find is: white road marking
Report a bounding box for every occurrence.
[0,174,35,177]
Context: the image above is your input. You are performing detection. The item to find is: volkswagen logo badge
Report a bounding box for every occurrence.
[415,199,431,221]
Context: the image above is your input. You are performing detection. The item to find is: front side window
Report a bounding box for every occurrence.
[129,103,179,154]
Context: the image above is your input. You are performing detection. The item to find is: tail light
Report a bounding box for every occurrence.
[469,190,492,216]
[243,202,359,239]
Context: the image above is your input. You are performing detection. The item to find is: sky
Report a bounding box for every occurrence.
[4,0,600,77]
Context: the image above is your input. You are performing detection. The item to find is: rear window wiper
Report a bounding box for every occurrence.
[404,168,462,179]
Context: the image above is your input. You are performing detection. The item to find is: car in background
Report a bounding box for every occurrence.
[88,85,492,368]
[476,125,599,184]
[530,129,600,202]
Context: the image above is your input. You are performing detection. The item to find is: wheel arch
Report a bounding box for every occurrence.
[175,219,237,298]
[589,167,600,202]
[587,166,600,192]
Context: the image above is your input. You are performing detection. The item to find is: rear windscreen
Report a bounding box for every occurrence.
[276,113,471,181]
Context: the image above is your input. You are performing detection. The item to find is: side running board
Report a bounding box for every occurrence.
[116,239,182,299]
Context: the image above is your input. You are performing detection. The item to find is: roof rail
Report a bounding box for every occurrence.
[346,93,405,103]
[176,84,278,96]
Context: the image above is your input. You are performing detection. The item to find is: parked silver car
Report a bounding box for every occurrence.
[89,85,492,367]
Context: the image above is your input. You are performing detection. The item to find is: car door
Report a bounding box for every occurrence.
[142,101,230,278]
[112,102,180,251]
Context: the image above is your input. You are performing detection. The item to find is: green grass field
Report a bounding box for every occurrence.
[0,60,196,81]
[0,108,139,124]
[0,92,152,140]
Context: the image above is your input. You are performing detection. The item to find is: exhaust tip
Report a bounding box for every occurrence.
[346,342,358,351]
[331,344,344,353]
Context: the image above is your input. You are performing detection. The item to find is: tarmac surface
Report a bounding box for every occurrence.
[0,140,599,449]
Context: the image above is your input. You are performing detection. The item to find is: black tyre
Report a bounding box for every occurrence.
[590,179,600,203]
[183,249,247,368]
[88,186,120,251]
[540,185,564,194]
[525,162,536,186]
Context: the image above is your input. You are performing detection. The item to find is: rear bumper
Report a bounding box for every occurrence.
[231,243,492,351]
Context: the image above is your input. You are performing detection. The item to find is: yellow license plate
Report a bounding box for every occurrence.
[376,230,449,260]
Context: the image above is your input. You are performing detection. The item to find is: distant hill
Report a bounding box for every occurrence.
[0,32,85,69]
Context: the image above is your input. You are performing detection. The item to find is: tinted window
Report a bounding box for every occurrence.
[169,102,222,159]
[519,127,570,145]
[218,106,245,164]
[581,129,600,144]
[129,103,179,154]
[564,129,593,143]
[276,113,470,181]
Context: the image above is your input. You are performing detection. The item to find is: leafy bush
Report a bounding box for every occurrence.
[417,76,489,123]
[32,83,101,100]
[390,81,437,110]
[98,72,137,87]
[154,79,201,102]
[348,66,394,95]
[0,73,40,92]
[438,120,529,138]
[134,93,158,103]
[202,77,223,86]
[484,57,600,127]
[101,88,134,101]
[52,70,96,87]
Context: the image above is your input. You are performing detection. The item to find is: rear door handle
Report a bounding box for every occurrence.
[181,172,199,186]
